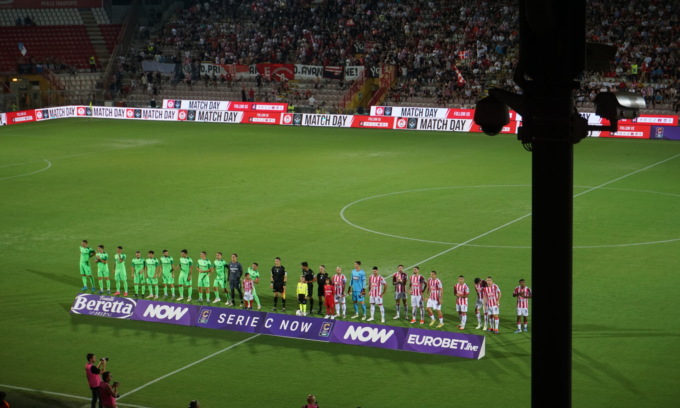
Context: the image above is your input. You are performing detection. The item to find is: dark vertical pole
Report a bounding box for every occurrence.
[531,93,573,408]
[518,2,585,407]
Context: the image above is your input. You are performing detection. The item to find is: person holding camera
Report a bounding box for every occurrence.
[98,371,120,408]
[85,354,107,408]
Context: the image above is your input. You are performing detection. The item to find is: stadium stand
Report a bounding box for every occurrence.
[1,0,677,113]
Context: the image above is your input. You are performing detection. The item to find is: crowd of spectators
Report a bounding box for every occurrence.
[130,0,678,111]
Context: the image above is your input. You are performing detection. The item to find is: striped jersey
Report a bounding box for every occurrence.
[513,286,532,308]
[454,282,469,306]
[332,273,346,296]
[368,274,386,297]
[427,278,443,302]
[410,274,426,296]
[392,271,408,293]
[484,284,501,307]
[475,283,484,300]
[243,279,254,294]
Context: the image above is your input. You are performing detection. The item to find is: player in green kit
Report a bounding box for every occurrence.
[145,250,160,299]
[79,240,96,292]
[247,262,261,309]
[196,251,213,303]
[130,251,146,297]
[176,249,193,302]
[95,245,110,294]
[113,246,128,296]
[212,252,230,304]
[160,249,175,299]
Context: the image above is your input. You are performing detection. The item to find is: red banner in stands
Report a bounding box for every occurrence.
[0,0,102,9]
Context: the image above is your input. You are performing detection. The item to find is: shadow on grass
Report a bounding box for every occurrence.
[27,268,80,287]
[0,389,83,408]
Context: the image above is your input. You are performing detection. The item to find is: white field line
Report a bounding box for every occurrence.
[118,333,261,400]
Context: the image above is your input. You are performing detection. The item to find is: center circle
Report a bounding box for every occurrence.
[340,185,680,249]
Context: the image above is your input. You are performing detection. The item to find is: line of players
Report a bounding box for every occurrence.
[78,241,532,333]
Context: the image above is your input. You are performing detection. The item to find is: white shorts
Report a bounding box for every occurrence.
[517,307,529,317]
[410,295,422,308]
[244,292,253,301]
[334,294,346,304]
[426,299,441,310]
[487,305,499,315]
[370,296,383,305]
[475,298,484,310]
[456,304,468,313]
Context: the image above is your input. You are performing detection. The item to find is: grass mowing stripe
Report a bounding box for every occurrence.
[0,384,152,408]
[118,334,261,400]
[405,152,680,268]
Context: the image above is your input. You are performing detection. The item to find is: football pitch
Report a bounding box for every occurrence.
[1,118,679,408]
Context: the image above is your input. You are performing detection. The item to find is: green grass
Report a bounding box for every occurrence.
[1,119,679,407]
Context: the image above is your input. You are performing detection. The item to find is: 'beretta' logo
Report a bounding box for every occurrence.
[71,294,136,319]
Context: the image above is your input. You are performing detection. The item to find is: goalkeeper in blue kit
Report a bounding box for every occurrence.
[349,261,367,320]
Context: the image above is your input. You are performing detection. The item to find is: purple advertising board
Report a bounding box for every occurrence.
[403,327,486,359]
[70,293,137,319]
[329,320,407,350]
[195,306,263,333]
[258,313,334,341]
[70,295,485,359]
[131,300,200,326]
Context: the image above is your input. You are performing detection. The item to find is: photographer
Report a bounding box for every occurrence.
[98,371,120,408]
[85,354,107,408]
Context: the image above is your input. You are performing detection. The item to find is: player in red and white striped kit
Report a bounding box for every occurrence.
[332,267,347,318]
[409,266,427,324]
[473,277,487,330]
[367,267,387,323]
[392,264,409,320]
[513,279,532,333]
[242,273,254,310]
[484,276,501,334]
[426,271,444,327]
[454,275,469,330]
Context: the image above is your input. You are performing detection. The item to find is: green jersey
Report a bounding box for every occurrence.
[96,252,109,273]
[179,257,193,274]
[80,246,92,263]
[145,258,159,276]
[160,256,174,274]
[197,258,212,272]
[131,257,145,273]
[214,259,227,277]
[115,253,127,273]
[247,267,260,281]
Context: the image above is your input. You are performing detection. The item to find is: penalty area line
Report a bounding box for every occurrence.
[0,384,151,408]
[118,333,261,400]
